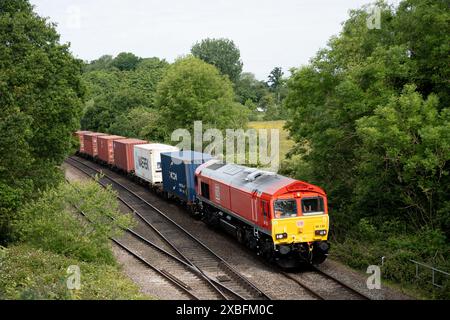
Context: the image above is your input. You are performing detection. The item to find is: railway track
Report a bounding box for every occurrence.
[65,156,271,300]
[281,267,372,300]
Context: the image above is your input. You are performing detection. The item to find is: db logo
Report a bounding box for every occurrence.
[169,172,177,181]
[297,221,304,227]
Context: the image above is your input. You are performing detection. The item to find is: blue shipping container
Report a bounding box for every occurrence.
[161,151,212,202]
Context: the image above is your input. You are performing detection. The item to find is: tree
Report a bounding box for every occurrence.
[155,56,248,135]
[284,0,449,234]
[235,72,269,104]
[356,85,450,231]
[108,107,167,143]
[111,52,142,71]
[81,56,169,133]
[81,88,149,132]
[267,67,285,106]
[84,55,114,72]
[0,0,84,243]
[268,67,284,90]
[191,38,243,83]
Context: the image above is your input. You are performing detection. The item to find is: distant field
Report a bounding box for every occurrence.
[248,120,295,161]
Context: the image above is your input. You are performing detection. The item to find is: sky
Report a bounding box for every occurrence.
[29,0,398,80]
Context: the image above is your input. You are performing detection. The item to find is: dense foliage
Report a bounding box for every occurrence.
[282,0,450,294]
[13,180,134,264]
[191,38,243,84]
[0,0,85,243]
[81,56,169,134]
[155,56,249,135]
[0,179,139,299]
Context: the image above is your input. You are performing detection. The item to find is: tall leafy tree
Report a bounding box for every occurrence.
[267,67,285,106]
[268,67,284,90]
[235,72,269,104]
[191,38,243,83]
[84,55,114,72]
[111,52,142,71]
[155,56,248,134]
[81,57,168,132]
[0,0,84,243]
[284,0,449,235]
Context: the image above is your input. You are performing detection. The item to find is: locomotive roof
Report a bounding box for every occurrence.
[198,161,325,196]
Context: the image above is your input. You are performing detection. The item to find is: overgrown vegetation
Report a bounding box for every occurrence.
[0,0,85,244]
[81,40,290,141]
[0,1,144,299]
[13,180,134,265]
[0,180,140,299]
[281,0,450,298]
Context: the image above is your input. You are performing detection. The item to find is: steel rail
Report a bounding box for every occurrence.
[66,191,200,300]
[311,266,372,300]
[65,164,230,300]
[281,272,326,300]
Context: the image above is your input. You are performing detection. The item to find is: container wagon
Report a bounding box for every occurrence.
[161,151,212,203]
[113,138,148,173]
[97,135,126,165]
[74,131,92,154]
[84,132,107,157]
[134,143,180,185]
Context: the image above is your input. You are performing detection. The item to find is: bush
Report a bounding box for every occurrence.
[332,220,450,299]
[12,180,134,265]
[0,245,147,300]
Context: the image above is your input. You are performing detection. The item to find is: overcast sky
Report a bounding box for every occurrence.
[30,0,398,80]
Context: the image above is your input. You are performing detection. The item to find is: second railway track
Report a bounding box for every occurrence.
[65,156,271,300]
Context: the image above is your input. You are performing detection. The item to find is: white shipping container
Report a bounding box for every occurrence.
[134,143,179,184]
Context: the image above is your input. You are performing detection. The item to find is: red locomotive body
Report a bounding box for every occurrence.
[195,161,330,265]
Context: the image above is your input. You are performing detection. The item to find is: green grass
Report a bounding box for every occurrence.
[248,120,295,161]
[0,244,148,300]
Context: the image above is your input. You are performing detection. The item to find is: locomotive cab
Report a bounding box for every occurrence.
[271,191,330,265]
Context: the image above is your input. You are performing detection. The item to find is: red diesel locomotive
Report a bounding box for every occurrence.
[195,160,330,266]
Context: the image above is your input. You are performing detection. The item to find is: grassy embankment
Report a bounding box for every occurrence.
[0,178,149,300]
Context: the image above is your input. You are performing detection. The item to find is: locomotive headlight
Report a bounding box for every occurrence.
[315,230,327,236]
[276,233,288,240]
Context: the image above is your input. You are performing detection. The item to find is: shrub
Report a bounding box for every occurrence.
[12,180,134,265]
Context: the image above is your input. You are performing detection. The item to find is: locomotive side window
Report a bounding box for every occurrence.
[274,199,298,218]
[201,182,210,200]
[302,197,324,215]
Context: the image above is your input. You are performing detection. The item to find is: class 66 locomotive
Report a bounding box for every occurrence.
[194,160,330,267]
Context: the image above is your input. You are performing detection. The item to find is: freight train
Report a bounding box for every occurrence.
[74,131,330,266]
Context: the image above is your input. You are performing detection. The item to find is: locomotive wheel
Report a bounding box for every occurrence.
[236,228,245,244]
[261,239,274,263]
